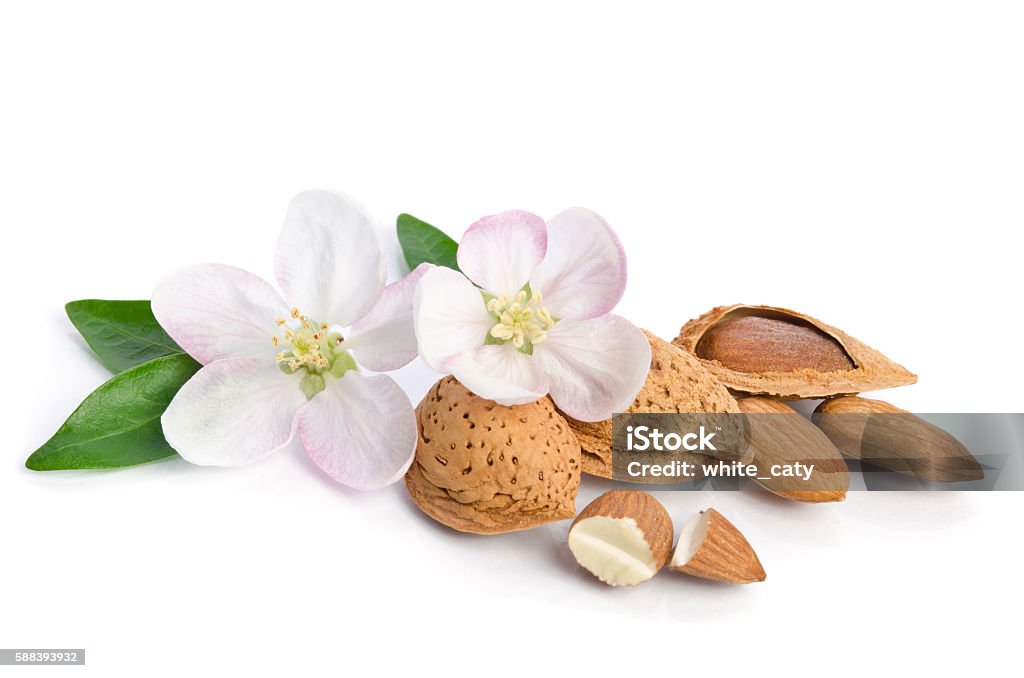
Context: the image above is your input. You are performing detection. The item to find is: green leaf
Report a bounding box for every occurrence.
[396,213,460,271]
[66,299,184,373]
[26,354,201,471]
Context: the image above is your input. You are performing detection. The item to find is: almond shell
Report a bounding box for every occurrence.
[561,330,741,479]
[404,376,582,534]
[674,304,917,399]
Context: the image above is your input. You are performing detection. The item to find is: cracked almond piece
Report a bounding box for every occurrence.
[813,396,984,483]
[738,397,849,502]
[561,330,742,479]
[674,305,917,399]
[568,490,674,587]
[670,509,766,584]
[404,376,581,535]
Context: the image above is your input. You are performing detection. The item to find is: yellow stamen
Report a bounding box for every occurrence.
[485,287,556,351]
[273,306,355,382]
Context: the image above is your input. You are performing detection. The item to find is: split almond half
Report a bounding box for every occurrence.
[670,508,766,584]
[568,490,673,587]
[674,305,917,399]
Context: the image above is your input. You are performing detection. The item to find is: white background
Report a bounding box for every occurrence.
[2,1,1022,676]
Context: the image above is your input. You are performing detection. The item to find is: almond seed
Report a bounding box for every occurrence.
[737,397,849,502]
[696,314,855,373]
[813,396,983,483]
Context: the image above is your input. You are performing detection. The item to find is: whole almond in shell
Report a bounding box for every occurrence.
[674,305,917,399]
[404,376,581,535]
[562,330,742,479]
[738,397,849,502]
[568,490,674,587]
[813,396,983,483]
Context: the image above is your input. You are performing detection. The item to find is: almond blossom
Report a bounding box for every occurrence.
[152,191,428,490]
[413,209,650,421]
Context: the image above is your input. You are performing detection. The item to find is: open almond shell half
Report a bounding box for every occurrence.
[673,304,917,399]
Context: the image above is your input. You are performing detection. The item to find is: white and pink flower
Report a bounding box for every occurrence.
[413,208,650,422]
[152,191,427,490]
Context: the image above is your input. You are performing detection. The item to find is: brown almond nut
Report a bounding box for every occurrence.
[737,397,850,502]
[674,305,917,399]
[568,490,674,586]
[669,508,766,584]
[813,396,984,483]
[697,315,854,373]
[561,330,742,479]
[404,376,581,535]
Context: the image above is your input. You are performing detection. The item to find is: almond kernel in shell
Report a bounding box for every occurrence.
[696,315,855,374]
[675,305,917,399]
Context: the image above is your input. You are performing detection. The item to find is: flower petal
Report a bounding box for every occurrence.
[152,264,289,364]
[530,207,627,320]
[443,343,549,406]
[413,266,494,371]
[534,315,650,421]
[275,191,386,326]
[297,372,416,490]
[345,263,433,372]
[456,210,547,296]
[161,358,308,466]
